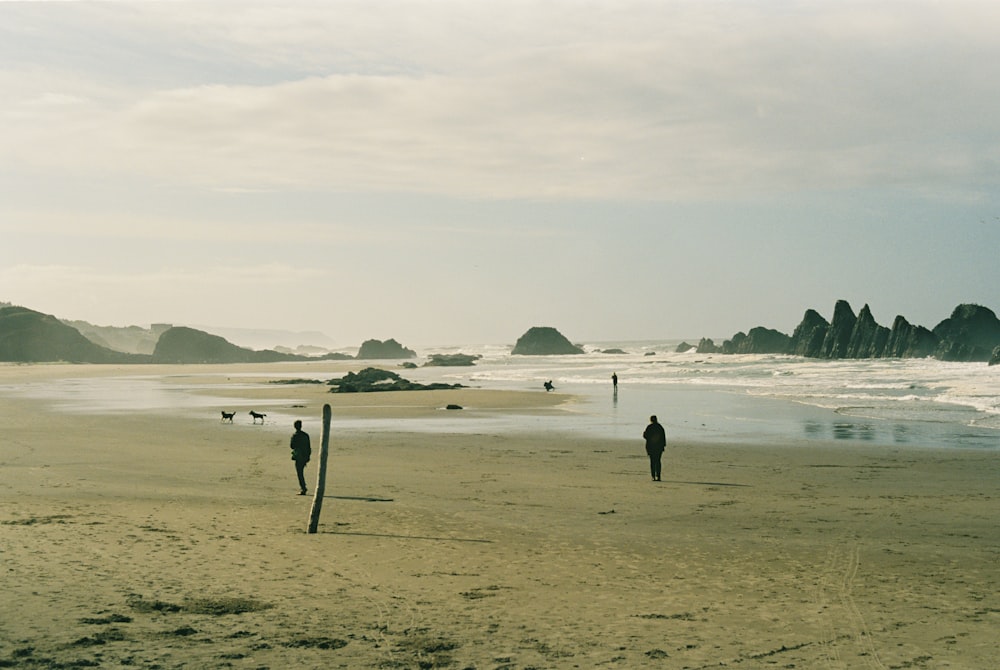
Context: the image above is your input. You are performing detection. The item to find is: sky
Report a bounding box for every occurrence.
[2,1,999,348]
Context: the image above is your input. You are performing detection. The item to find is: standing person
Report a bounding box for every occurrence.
[290,419,312,495]
[612,372,618,390]
[643,415,666,481]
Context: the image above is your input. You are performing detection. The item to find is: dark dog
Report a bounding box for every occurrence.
[221,410,236,423]
[249,410,266,424]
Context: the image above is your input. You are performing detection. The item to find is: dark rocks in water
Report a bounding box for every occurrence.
[932,304,1000,362]
[0,306,148,363]
[820,299,857,359]
[705,300,1000,363]
[788,309,829,357]
[883,315,937,358]
[990,345,1000,366]
[722,327,790,354]
[674,342,696,353]
[696,338,720,354]
[600,348,628,355]
[356,338,416,359]
[847,304,891,358]
[424,353,482,366]
[511,327,585,355]
[152,327,304,364]
[327,367,465,393]
[400,361,418,369]
[445,404,463,410]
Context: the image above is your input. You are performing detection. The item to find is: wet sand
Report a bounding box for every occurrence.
[1,363,997,668]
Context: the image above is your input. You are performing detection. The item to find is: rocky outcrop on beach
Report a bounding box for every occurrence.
[0,306,147,363]
[327,367,465,392]
[675,342,696,353]
[356,338,417,359]
[424,353,481,366]
[512,327,585,355]
[696,338,720,354]
[990,346,1000,366]
[721,327,790,354]
[700,301,1000,363]
[932,304,1000,362]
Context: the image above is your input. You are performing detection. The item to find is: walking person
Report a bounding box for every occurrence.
[290,419,312,495]
[643,415,666,481]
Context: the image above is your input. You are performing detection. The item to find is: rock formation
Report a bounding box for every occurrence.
[152,326,305,364]
[511,327,585,355]
[675,342,696,353]
[424,353,481,366]
[355,338,416,359]
[932,304,1000,362]
[787,309,829,357]
[695,338,720,354]
[990,345,1000,366]
[721,327,790,355]
[702,301,1000,363]
[327,368,465,392]
[0,306,146,363]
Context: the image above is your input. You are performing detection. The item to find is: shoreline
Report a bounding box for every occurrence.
[1,364,998,668]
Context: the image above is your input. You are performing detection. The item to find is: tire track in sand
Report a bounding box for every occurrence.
[816,541,887,670]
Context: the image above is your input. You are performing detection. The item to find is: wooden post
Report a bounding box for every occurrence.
[307,404,332,534]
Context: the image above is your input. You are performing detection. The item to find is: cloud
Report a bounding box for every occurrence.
[2,1,999,201]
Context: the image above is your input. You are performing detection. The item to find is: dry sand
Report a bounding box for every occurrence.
[1,363,997,669]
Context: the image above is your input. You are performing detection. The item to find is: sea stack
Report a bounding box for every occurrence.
[511,327,585,355]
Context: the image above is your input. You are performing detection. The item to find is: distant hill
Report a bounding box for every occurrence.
[152,327,315,363]
[0,306,350,364]
[0,306,148,363]
[61,319,171,355]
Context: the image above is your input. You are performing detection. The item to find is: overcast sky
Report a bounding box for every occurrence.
[2,1,998,347]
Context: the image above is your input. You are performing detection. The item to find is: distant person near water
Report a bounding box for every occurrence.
[544,380,555,391]
[290,419,312,495]
[643,415,666,481]
[612,372,618,390]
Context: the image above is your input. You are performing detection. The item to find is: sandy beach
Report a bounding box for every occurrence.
[1,363,997,669]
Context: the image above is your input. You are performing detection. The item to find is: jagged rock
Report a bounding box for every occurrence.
[511,327,584,355]
[932,304,1000,362]
[327,368,464,392]
[846,304,891,358]
[675,342,696,353]
[722,327,790,354]
[356,338,416,359]
[883,315,937,358]
[788,309,829,357]
[152,327,304,364]
[0,306,146,363]
[820,300,857,358]
[600,348,628,354]
[696,338,720,354]
[990,345,1000,366]
[424,353,481,366]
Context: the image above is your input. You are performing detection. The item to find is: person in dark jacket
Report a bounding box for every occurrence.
[290,419,311,495]
[643,415,666,481]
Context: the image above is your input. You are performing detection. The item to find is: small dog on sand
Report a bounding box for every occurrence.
[249,410,266,424]
[221,410,236,423]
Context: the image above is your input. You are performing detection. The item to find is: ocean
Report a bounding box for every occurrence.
[383,340,1000,450]
[6,340,999,450]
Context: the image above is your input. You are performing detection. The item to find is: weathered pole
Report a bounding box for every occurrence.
[307,403,332,534]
